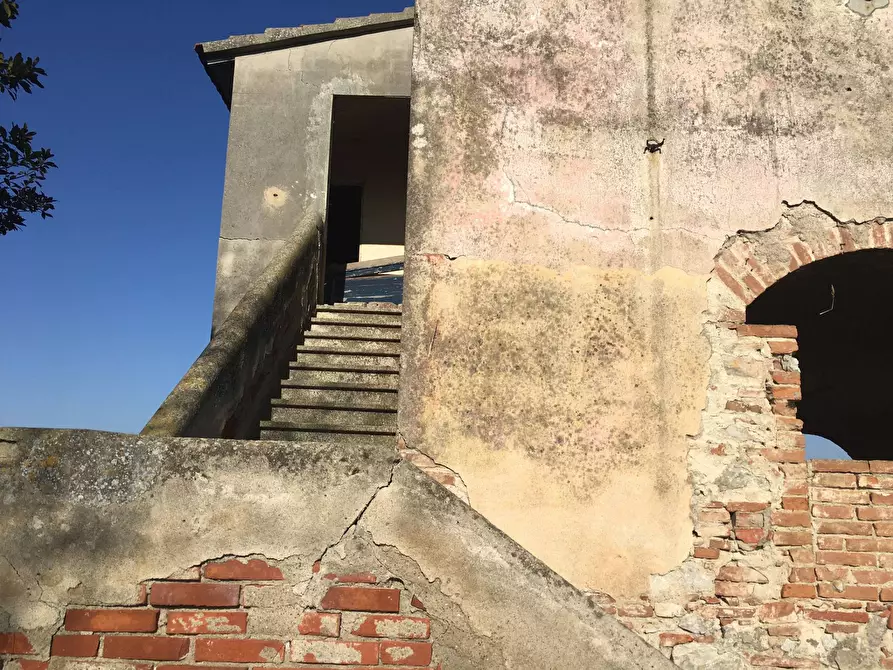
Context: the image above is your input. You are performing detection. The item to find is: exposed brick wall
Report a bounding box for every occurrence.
[588,214,893,668]
[1,557,438,670]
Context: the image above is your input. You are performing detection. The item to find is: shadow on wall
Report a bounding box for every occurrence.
[805,433,851,460]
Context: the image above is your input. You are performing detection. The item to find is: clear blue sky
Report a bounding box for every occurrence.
[0,0,407,433]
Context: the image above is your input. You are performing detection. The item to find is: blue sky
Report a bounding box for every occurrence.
[0,0,407,433]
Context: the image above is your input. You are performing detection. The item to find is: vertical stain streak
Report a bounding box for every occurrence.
[644,0,661,271]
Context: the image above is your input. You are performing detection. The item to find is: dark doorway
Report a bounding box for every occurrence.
[324,185,363,303]
[746,249,893,460]
[323,95,410,304]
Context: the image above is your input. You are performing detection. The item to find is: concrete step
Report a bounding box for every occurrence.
[308,322,401,339]
[312,309,401,326]
[259,422,397,445]
[289,354,400,371]
[317,303,402,314]
[285,368,399,388]
[270,403,397,427]
[278,386,398,409]
[298,336,401,353]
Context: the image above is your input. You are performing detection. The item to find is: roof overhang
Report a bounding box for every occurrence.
[196,8,416,109]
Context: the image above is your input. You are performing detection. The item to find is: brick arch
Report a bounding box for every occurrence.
[712,203,893,313]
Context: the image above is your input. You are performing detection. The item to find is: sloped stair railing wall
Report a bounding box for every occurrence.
[142,211,322,439]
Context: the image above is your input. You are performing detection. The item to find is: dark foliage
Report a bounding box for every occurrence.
[0,0,55,235]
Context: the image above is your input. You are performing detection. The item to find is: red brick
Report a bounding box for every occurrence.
[806,610,870,623]
[818,537,848,552]
[203,559,283,581]
[659,633,694,647]
[848,538,893,553]
[812,489,869,504]
[103,636,189,661]
[772,400,798,417]
[786,482,809,496]
[767,624,800,637]
[320,586,400,613]
[812,460,870,473]
[789,548,815,564]
[291,640,378,665]
[876,523,893,537]
[859,475,893,490]
[715,581,751,597]
[878,554,893,568]
[759,601,795,621]
[772,511,811,527]
[859,507,893,521]
[15,662,49,670]
[771,386,802,401]
[881,588,893,601]
[0,633,33,654]
[716,264,750,303]
[873,493,893,505]
[812,504,853,519]
[737,325,798,338]
[149,583,240,608]
[783,497,809,511]
[818,551,876,567]
[717,565,769,583]
[699,508,731,524]
[617,603,654,617]
[736,528,767,544]
[827,623,862,634]
[51,635,100,657]
[871,462,893,474]
[818,521,873,535]
[762,448,805,463]
[65,609,159,633]
[158,666,237,670]
[789,568,816,583]
[817,583,878,600]
[852,570,893,584]
[410,596,425,611]
[814,473,857,489]
[782,584,817,599]
[776,416,804,431]
[769,340,798,355]
[297,612,341,637]
[725,502,770,513]
[380,641,432,666]
[774,531,813,546]
[194,639,284,663]
[772,370,801,385]
[735,512,766,528]
[694,547,720,559]
[352,615,430,640]
[166,611,247,635]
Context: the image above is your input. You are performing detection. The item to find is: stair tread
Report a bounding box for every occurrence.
[289,362,399,374]
[260,421,396,434]
[311,318,401,328]
[303,333,401,342]
[317,303,402,314]
[295,347,400,357]
[280,380,399,392]
[271,398,397,412]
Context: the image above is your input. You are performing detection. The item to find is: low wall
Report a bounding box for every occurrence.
[0,427,670,670]
[142,211,321,439]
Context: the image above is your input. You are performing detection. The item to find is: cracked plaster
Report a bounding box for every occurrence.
[0,428,670,669]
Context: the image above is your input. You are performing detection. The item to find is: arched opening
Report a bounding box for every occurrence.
[746,249,893,460]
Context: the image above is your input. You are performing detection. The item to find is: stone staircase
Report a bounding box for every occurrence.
[259,303,401,444]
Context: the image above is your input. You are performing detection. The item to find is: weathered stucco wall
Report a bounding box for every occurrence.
[0,428,670,670]
[401,0,893,596]
[212,26,413,330]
